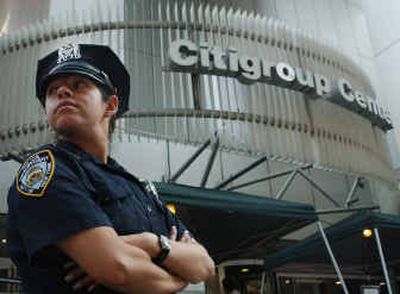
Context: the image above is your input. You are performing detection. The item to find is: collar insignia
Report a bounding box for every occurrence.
[140,179,162,204]
[57,44,81,64]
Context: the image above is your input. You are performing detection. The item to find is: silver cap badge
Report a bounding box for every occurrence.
[57,44,82,64]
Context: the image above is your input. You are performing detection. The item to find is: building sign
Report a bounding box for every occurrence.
[168,39,392,131]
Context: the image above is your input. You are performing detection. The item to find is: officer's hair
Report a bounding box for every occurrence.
[98,86,117,136]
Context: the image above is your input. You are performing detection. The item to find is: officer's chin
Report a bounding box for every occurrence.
[52,119,83,139]
[54,127,79,139]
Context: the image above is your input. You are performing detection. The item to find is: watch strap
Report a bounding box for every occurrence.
[152,235,170,265]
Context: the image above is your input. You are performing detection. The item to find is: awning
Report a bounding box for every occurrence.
[264,211,400,273]
[154,182,317,262]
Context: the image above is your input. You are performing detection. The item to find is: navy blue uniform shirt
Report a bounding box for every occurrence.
[7,140,188,293]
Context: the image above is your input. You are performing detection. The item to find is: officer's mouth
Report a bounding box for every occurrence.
[56,101,78,114]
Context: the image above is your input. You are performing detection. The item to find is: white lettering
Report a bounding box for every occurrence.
[169,39,198,68]
[238,56,261,83]
[354,91,367,109]
[275,62,296,83]
[338,79,354,103]
[199,42,211,70]
[314,74,331,96]
[211,48,227,71]
[167,39,393,131]
[295,68,315,91]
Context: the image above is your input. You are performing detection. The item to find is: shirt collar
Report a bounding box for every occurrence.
[55,140,127,172]
[55,140,107,162]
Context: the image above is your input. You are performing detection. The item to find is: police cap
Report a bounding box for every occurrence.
[36,44,130,118]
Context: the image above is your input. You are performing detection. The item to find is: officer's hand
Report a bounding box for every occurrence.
[181,230,196,243]
[169,226,178,240]
[169,226,196,244]
[64,261,98,292]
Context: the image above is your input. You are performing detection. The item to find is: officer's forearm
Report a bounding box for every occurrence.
[58,227,188,294]
[99,249,188,294]
[121,233,215,283]
[64,249,187,294]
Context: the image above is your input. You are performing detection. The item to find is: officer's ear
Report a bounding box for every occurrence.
[104,95,119,118]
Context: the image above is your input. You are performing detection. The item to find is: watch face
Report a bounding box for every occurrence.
[160,235,171,250]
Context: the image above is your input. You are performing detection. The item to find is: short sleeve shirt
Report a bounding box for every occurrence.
[7,140,188,293]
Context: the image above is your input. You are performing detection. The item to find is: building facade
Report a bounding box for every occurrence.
[0,0,399,293]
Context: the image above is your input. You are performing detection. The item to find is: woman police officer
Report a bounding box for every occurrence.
[7,44,214,293]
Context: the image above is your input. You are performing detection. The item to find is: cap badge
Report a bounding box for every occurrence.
[57,44,82,64]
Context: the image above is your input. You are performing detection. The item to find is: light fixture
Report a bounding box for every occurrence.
[362,228,373,238]
[379,282,386,286]
[335,280,342,285]
[1,239,6,244]
[284,279,291,284]
[166,203,176,214]
[240,268,249,273]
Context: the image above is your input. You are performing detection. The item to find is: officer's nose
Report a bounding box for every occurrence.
[56,85,73,99]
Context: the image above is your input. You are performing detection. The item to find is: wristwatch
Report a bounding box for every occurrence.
[152,234,171,265]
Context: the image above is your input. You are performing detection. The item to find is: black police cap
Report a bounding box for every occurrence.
[36,44,130,118]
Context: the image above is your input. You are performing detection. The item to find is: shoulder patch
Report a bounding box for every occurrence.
[16,149,55,197]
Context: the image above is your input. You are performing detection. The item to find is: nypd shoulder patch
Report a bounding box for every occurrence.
[16,149,55,197]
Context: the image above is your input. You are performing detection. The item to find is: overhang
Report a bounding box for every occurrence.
[154,182,317,262]
[264,212,400,274]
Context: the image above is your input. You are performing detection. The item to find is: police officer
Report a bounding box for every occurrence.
[7,44,215,293]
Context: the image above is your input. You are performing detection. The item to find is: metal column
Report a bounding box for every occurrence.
[275,170,297,200]
[260,271,266,294]
[297,170,341,208]
[344,177,360,208]
[317,221,349,294]
[200,137,220,187]
[169,138,211,182]
[214,156,268,189]
[373,228,393,294]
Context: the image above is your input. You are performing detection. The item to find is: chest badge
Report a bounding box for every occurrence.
[16,149,55,197]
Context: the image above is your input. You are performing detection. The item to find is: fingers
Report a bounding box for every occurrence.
[64,266,86,283]
[181,230,197,244]
[71,275,98,292]
[180,230,192,243]
[171,274,189,291]
[87,283,99,292]
[169,226,178,241]
[63,261,76,270]
[170,227,196,243]
[64,262,97,292]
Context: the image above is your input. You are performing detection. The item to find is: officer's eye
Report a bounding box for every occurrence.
[46,85,58,96]
[74,80,88,90]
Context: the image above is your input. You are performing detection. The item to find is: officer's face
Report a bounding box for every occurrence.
[44,74,112,137]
